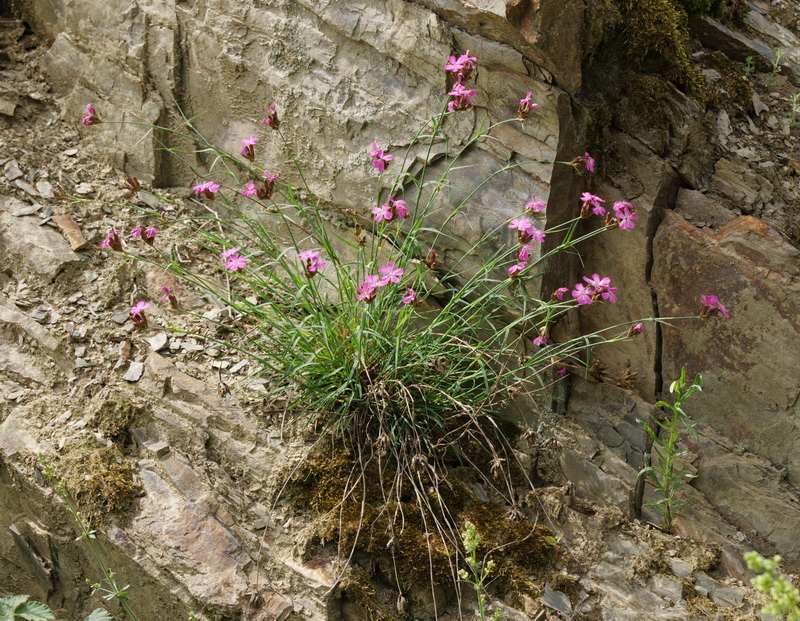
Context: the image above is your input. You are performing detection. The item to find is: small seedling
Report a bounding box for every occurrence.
[459,521,502,621]
[638,368,702,532]
[744,55,755,76]
[0,595,112,621]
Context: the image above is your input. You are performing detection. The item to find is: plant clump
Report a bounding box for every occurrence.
[60,445,142,526]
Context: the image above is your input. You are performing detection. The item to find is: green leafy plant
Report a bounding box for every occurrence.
[744,55,755,76]
[745,551,800,621]
[638,368,702,531]
[458,521,502,621]
[0,596,54,621]
[0,596,111,621]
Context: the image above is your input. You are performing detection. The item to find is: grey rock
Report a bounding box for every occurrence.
[712,585,745,608]
[649,574,683,603]
[144,440,170,458]
[123,361,145,382]
[111,311,130,325]
[146,332,168,352]
[541,586,572,615]
[74,182,93,195]
[0,96,17,117]
[668,558,693,578]
[7,198,40,217]
[3,159,22,181]
[0,200,82,280]
[14,179,37,196]
[35,180,54,199]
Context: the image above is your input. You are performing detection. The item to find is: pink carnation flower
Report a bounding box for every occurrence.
[371,203,394,223]
[525,196,546,214]
[553,287,569,301]
[160,286,178,307]
[582,151,596,174]
[378,262,404,285]
[518,244,533,264]
[241,181,258,197]
[700,294,731,320]
[99,227,123,251]
[260,102,279,129]
[357,274,382,302]
[583,273,617,304]
[629,322,645,336]
[80,103,97,126]
[144,226,158,240]
[580,192,606,217]
[369,142,394,173]
[261,171,279,199]
[532,334,549,347]
[225,254,248,272]
[613,201,638,231]
[299,249,327,276]
[192,181,220,200]
[517,91,539,118]
[509,217,544,244]
[447,81,477,112]
[401,288,417,305]
[571,282,594,306]
[240,135,258,161]
[220,247,240,262]
[443,50,477,80]
[130,300,150,327]
[507,262,526,278]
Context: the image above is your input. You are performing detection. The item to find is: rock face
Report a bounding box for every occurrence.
[5,0,800,616]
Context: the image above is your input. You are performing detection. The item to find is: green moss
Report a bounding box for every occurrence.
[92,395,145,443]
[289,448,556,614]
[702,51,754,112]
[61,445,142,526]
[618,0,702,92]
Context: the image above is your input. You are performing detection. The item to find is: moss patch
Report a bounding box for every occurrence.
[61,445,142,526]
[91,394,145,444]
[289,449,556,616]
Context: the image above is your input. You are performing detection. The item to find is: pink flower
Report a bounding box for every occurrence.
[99,228,123,251]
[507,262,526,278]
[556,367,568,378]
[192,181,220,200]
[580,192,606,217]
[613,201,638,231]
[401,288,417,305]
[130,300,150,327]
[700,294,731,320]
[391,198,409,220]
[369,142,394,173]
[260,102,279,129]
[509,217,544,243]
[220,247,240,262]
[553,287,569,301]
[80,103,97,126]
[299,249,327,276]
[571,283,594,305]
[582,151,596,174]
[583,273,617,304]
[517,91,539,118]
[225,254,248,272]
[532,334,549,347]
[261,171,278,199]
[629,322,645,336]
[357,274,382,302]
[129,226,143,239]
[525,196,546,214]
[443,50,477,80]
[160,286,178,307]
[241,181,258,197]
[378,262,404,285]
[447,81,477,112]
[144,226,158,240]
[240,135,258,161]
[371,203,394,223]
[518,244,534,264]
